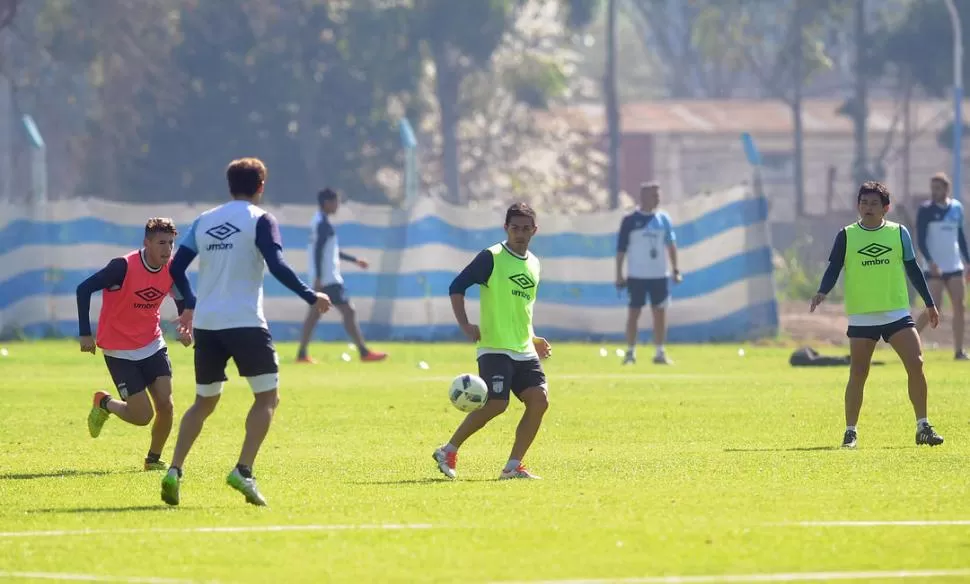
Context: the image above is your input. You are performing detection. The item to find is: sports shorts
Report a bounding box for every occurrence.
[477,353,547,401]
[924,269,964,282]
[193,327,279,396]
[846,315,915,343]
[627,278,670,309]
[320,283,350,306]
[103,348,172,400]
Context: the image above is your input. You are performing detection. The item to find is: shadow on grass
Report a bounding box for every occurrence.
[351,478,498,485]
[26,505,171,514]
[724,445,914,453]
[0,469,141,480]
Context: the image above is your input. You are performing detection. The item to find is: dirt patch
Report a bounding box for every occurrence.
[779,301,958,349]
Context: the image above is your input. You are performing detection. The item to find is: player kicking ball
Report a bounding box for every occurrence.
[76,218,194,470]
[433,203,551,481]
[810,181,944,449]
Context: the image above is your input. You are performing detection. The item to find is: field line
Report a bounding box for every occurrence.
[784,520,970,527]
[492,568,970,584]
[411,374,724,383]
[0,523,434,539]
[0,572,191,583]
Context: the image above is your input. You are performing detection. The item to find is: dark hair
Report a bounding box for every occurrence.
[145,217,177,238]
[226,157,267,197]
[505,202,537,226]
[857,180,891,206]
[931,172,951,189]
[318,187,338,206]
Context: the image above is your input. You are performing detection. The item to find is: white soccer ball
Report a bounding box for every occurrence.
[449,373,488,413]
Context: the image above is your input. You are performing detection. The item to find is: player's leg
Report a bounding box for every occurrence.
[89,356,154,438]
[501,359,548,480]
[433,355,512,479]
[142,348,175,470]
[842,329,878,448]
[915,276,945,332]
[623,279,647,364]
[295,303,322,363]
[944,274,967,358]
[886,320,944,446]
[648,278,672,365]
[329,285,386,362]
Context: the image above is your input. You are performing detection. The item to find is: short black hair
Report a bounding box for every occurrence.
[226,157,267,197]
[505,202,537,226]
[145,217,177,238]
[857,180,891,206]
[318,187,338,206]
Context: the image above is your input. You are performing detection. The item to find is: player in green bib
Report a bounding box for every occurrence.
[433,203,552,480]
[811,181,943,448]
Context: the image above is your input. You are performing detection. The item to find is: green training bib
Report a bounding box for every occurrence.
[843,221,910,315]
[478,243,541,353]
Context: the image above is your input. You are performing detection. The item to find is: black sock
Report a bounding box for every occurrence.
[99,395,112,410]
[146,451,161,463]
[297,348,306,359]
[359,346,370,357]
[236,464,252,479]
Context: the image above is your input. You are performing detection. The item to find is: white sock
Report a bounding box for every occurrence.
[627,345,635,354]
[917,418,929,430]
[504,459,521,472]
[443,443,458,453]
[656,345,665,356]
[846,425,857,433]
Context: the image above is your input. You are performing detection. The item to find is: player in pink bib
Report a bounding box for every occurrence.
[76,218,193,470]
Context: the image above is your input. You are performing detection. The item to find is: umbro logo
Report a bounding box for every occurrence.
[509,273,536,290]
[205,222,241,241]
[134,287,164,303]
[857,243,891,259]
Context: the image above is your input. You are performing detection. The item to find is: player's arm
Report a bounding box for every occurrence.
[448,250,494,341]
[75,258,127,353]
[915,205,934,266]
[615,215,632,287]
[312,220,328,288]
[256,213,328,309]
[169,218,199,311]
[811,229,846,311]
[958,205,970,266]
[901,226,935,308]
[663,213,681,282]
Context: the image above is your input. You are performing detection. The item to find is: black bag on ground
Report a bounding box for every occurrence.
[789,347,850,367]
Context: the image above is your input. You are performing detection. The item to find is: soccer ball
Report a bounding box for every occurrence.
[449,373,488,413]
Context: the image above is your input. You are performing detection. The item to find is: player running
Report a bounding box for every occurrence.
[615,182,681,365]
[810,181,944,448]
[76,217,193,471]
[433,202,551,481]
[296,187,387,363]
[915,172,970,359]
[162,157,331,507]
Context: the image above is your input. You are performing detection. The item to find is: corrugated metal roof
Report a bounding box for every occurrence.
[548,99,964,134]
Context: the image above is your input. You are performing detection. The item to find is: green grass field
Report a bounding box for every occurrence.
[1,340,969,584]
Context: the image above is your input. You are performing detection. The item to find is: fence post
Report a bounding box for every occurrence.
[0,76,11,203]
[22,115,54,335]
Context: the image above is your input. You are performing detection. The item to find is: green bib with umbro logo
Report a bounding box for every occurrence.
[843,221,909,315]
[479,243,540,352]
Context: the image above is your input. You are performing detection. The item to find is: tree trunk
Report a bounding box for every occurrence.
[605,0,621,209]
[852,0,869,184]
[792,1,806,216]
[432,41,462,205]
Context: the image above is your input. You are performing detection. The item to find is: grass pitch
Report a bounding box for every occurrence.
[0,340,969,583]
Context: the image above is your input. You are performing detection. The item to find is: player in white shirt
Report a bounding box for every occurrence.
[161,157,332,507]
[615,182,682,365]
[915,172,970,359]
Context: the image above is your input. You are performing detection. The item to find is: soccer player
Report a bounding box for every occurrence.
[432,202,552,481]
[615,182,682,365]
[810,181,944,448]
[296,187,387,363]
[915,172,970,359]
[161,157,332,507]
[76,217,193,471]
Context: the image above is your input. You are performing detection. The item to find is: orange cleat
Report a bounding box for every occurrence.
[361,351,388,362]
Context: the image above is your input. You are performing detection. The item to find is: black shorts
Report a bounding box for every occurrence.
[321,284,350,306]
[103,348,172,400]
[924,270,964,281]
[477,354,547,401]
[627,278,669,309]
[846,316,915,343]
[194,327,279,386]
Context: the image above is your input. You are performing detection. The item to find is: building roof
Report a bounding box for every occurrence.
[549,98,965,135]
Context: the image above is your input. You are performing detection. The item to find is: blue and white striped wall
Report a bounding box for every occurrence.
[0,186,778,342]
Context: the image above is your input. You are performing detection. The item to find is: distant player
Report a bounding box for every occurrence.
[162,157,331,506]
[296,187,387,363]
[915,172,970,359]
[615,182,682,365]
[433,202,551,481]
[811,181,943,448]
[76,218,193,471]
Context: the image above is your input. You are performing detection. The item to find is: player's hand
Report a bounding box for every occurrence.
[79,336,96,354]
[178,329,193,347]
[313,278,322,291]
[930,263,941,278]
[175,309,194,336]
[460,323,481,342]
[356,259,369,270]
[809,293,826,312]
[927,305,941,329]
[314,292,332,314]
[964,266,970,282]
[533,336,552,359]
[672,270,683,284]
[615,276,626,290]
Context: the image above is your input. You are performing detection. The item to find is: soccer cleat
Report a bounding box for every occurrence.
[160,471,180,506]
[916,425,944,446]
[622,351,636,365]
[295,355,317,364]
[432,447,457,480]
[144,458,167,471]
[653,354,673,365]
[499,465,541,480]
[841,429,858,449]
[226,468,268,506]
[361,351,388,362]
[956,351,969,361]
[87,391,111,438]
